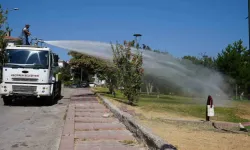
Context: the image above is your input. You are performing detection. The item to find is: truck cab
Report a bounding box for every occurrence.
[0,41,62,105]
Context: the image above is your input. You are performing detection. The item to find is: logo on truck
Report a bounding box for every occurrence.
[11,74,39,77]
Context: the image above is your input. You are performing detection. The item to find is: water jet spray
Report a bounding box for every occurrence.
[44,40,233,106]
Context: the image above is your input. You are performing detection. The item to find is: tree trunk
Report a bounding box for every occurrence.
[150,84,153,93]
[146,86,149,95]
[108,86,113,94]
[156,88,160,99]
[112,91,116,98]
[108,80,113,94]
[127,95,133,105]
[146,82,153,95]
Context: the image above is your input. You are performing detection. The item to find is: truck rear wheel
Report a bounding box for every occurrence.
[3,97,13,106]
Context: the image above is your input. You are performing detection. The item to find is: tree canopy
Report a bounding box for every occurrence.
[112,41,144,104]
[215,40,250,96]
[0,5,8,62]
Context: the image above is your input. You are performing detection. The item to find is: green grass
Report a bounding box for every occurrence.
[245,126,250,130]
[93,87,250,123]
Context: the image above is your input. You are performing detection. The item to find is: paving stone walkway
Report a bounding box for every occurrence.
[59,88,145,150]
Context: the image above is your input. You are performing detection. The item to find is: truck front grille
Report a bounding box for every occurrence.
[12,85,37,93]
[12,78,38,82]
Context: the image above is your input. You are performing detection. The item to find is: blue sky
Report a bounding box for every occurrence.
[2,0,248,61]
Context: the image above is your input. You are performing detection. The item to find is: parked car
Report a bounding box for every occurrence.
[81,81,89,88]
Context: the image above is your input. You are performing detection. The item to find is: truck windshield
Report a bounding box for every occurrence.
[5,49,49,69]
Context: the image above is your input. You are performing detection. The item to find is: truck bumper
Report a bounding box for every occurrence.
[0,83,52,97]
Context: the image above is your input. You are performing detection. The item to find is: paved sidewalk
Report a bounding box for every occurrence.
[59,88,145,150]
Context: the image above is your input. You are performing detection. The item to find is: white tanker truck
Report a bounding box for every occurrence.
[0,38,62,105]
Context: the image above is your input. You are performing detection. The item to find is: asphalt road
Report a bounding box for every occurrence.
[0,88,74,150]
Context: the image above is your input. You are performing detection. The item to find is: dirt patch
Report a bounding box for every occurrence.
[234,102,250,121]
[139,119,250,150]
[105,96,250,150]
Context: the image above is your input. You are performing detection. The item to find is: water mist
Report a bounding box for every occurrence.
[45,40,232,105]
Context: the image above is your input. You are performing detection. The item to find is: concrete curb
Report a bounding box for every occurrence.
[96,93,177,150]
[59,101,75,150]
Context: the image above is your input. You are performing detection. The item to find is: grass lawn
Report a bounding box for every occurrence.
[246,126,250,130]
[93,87,250,150]
[93,87,250,123]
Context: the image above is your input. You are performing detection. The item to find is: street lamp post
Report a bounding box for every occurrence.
[3,7,19,30]
[8,8,19,12]
[133,33,142,48]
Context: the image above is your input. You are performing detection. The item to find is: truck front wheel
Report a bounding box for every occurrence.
[44,92,55,106]
[56,85,62,100]
[3,96,13,106]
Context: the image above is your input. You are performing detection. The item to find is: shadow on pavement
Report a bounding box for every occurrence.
[6,96,64,107]
[71,94,95,97]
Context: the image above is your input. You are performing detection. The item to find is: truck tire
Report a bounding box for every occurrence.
[3,97,13,106]
[44,91,55,106]
[56,84,62,100]
[45,96,54,106]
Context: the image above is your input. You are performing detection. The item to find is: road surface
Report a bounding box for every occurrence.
[0,88,74,150]
[0,88,145,150]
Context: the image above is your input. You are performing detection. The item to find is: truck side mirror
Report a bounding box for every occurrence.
[54,55,59,66]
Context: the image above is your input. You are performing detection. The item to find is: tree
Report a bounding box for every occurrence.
[215,39,250,96]
[68,51,102,74]
[183,55,203,65]
[129,40,135,47]
[59,65,71,82]
[112,41,144,105]
[182,54,216,69]
[0,5,9,63]
[143,74,154,95]
[68,51,118,94]
[0,5,8,29]
[0,5,10,81]
[97,62,117,95]
[68,51,106,81]
[142,44,152,51]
